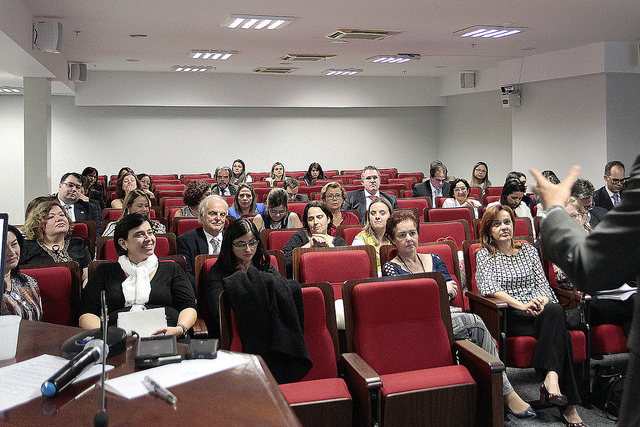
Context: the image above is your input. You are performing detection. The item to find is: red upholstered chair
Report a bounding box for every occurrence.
[180,173,211,183]
[21,262,81,326]
[397,197,430,214]
[469,187,482,201]
[220,282,365,426]
[378,168,397,179]
[397,172,424,182]
[427,207,476,239]
[71,220,96,256]
[155,190,184,200]
[484,186,503,196]
[462,240,590,398]
[96,233,176,260]
[388,178,416,188]
[254,187,272,202]
[150,179,181,187]
[341,273,504,427]
[418,219,470,251]
[401,189,414,198]
[292,246,377,301]
[172,217,201,236]
[472,217,533,241]
[379,183,406,194]
[287,202,308,219]
[160,197,185,217]
[336,225,364,245]
[149,174,178,180]
[104,208,156,221]
[260,228,303,251]
[249,181,268,188]
[154,183,186,192]
[482,195,501,206]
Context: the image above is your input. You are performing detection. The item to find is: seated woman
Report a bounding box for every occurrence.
[282,201,348,278]
[179,180,211,217]
[302,162,325,186]
[3,225,43,320]
[136,173,156,200]
[506,171,534,206]
[443,178,481,208]
[21,199,91,284]
[102,189,166,236]
[475,205,585,425]
[352,197,393,276]
[82,167,106,210]
[469,161,492,193]
[382,210,535,419]
[231,159,253,184]
[488,178,534,225]
[117,167,135,179]
[265,162,286,186]
[228,184,266,219]
[321,182,360,235]
[111,172,141,209]
[79,213,196,337]
[253,188,303,231]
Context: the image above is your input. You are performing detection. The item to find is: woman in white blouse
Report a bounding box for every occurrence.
[442,178,481,217]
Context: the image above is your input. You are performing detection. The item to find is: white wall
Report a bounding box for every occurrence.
[437,90,512,183]
[605,73,640,165]
[0,95,25,223]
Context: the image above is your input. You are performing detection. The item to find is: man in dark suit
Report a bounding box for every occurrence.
[412,160,451,207]
[56,172,102,235]
[533,156,640,427]
[594,160,625,211]
[341,165,399,224]
[210,166,238,197]
[177,195,228,288]
[283,177,309,202]
[571,178,607,229]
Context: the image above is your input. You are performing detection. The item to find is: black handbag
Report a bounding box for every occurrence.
[592,364,625,420]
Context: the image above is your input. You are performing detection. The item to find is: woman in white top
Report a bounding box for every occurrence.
[352,197,394,276]
[265,162,285,186]
[487,178,534,225]
[231,159,253,184]
[469,161,492,193]
[442,178,481,218]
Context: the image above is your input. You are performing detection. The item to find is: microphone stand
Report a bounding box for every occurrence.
[94,291,109,427]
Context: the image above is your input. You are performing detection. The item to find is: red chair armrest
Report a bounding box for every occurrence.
[341,352,382,427]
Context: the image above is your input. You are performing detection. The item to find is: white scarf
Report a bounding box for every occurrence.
[118,254,157,312]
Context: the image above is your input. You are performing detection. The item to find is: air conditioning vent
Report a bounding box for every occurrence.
[252,67,299,74]
[325,29,401,41]
[281,54,336,62]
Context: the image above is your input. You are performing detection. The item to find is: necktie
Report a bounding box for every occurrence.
[612,193,620,206]
[210,238,220,255]
[369,196,377,201]
[64,204,74,221]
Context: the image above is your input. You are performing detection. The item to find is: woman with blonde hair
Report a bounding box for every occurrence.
[352,197,393,275]
[469,161,492,192]
[265,162,286,186]
[102,189,166,236]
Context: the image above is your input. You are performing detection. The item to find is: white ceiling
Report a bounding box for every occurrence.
[3,0,640,91]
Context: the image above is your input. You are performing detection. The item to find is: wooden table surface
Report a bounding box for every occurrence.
[0,321,301,426]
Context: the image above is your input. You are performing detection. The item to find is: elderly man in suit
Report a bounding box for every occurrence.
[211,166,238,197]
[177,195,228,288]
[571,178,607,229]
[57,172,102,235]
[594,160,625,211]
[341,165,399,224]
[532,155,640,427]
[412,160,451,207]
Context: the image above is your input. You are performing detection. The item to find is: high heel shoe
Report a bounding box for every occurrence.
[505,404,536,419]
[540,383,568,406]
[560,409,588,427]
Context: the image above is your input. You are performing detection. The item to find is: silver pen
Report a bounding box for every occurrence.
[143,375,178,406]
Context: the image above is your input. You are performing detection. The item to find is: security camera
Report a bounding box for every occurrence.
[501,84,518,95]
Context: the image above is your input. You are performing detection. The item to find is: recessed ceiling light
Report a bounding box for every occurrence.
[129,34,147,38]
[367,54,420,64]
[189,50,237,60]
[221,14,294,30]
[454,25,526,38]
[0,86,22,94]
[323,69,362,76]
[126,59,140,62]
[172,65,212,72]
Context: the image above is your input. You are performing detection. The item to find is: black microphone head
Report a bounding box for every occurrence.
[94,409,109,427]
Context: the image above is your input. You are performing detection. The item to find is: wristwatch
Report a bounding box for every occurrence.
[177,324,188,338]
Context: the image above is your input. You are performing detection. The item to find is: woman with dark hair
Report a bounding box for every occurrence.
[488,178,534,224]
[111,172,141,209]
[252,188,302,231]
[282,201,348,278]
[352,197,393,275]
[3,225,42,320]
[475,205,584,425]
[382,209,535,419]
[443,178,481,215]
[228,184,266,219]
[303,162,325,186]
[231,159,253,184]
[102,189,166,236]
[82,166,106,209]
[179,180,212,217]
[321,182,360,235]
[117,167,135,179]
[79,213,196,337]
[21,199,91,284]
[265,162,286,186]
[470,161,492,192]
[137,173,156,199]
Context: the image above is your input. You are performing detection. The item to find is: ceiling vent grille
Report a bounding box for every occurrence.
[252,67,299,74]
[281,54,335,62]
[325,29,401,41]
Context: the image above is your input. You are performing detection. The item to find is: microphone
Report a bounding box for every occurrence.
[95,290,110,427]
[41,339,107,397]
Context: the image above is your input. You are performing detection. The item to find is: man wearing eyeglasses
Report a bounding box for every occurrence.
[342,165,399,224]
[412,160,451,207]
[56,172,102,235]
[177,195,228,289]
[594,161,626,211]
[571,178,607,229]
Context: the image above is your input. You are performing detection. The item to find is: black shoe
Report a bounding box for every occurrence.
[505,404,536,419]
[540,383,568,406]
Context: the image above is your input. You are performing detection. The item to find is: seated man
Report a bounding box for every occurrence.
[56,172,102,235]
[211,166,238,197]
[412,160,451,207]
[283,177,309,202]
[342,165,399,224]
[571,178,607,229]
[594,160,625,211]
[176,195,228,288]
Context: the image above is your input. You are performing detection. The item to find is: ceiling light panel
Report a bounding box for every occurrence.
[323,69,362,76]
[189,50,237,60]
[455,25,526,38]
[172,65,212,72]
[221,14,294,30]
[0,86,22,94]
[367,54,420,64]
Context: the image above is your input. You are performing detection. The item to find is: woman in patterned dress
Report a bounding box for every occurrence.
[3,224,42,320]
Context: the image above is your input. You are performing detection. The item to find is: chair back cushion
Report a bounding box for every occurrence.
[300,287,338,381]
[467,242,482,292]
[175,218,201,236]
[419,221,466,250]
[428,208,474,238]
[71,222,89,238]
[341,226,364,245]
[24,266,75,325]
[101,236,172,260]
[267,229,299,251]
[351,279,452,375]
[299,250,372,299]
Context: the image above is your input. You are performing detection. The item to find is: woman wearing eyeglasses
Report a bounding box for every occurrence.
[442,178,481,217]
[252,188,303,231]
[204,218,279,338]
[469,161,492,193]
[321,182,360,235]
[228,184,266,219]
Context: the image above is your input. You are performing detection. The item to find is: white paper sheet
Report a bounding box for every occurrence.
[104,351,246,400]
[117,307,167,337]
[0,354,113,412]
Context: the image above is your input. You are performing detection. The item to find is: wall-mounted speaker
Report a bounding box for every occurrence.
[460,72,476,88]
[33,21,63,53]
[68,63,87,82]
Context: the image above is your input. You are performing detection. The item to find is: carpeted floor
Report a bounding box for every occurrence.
[504,353,628,426]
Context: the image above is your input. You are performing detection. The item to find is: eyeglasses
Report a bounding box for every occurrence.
[433,178,446,183]
[324,194,343,200]
[62,182,82,190]
[607,177,625,185]
[269,209,286,216]
[474,168,487,173]
[454,187,467,192]
[238,193,252,198]
[232,239,259,249]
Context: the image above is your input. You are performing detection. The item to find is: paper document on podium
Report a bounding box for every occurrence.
[117,307,167,337]
[104,351,246,399]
